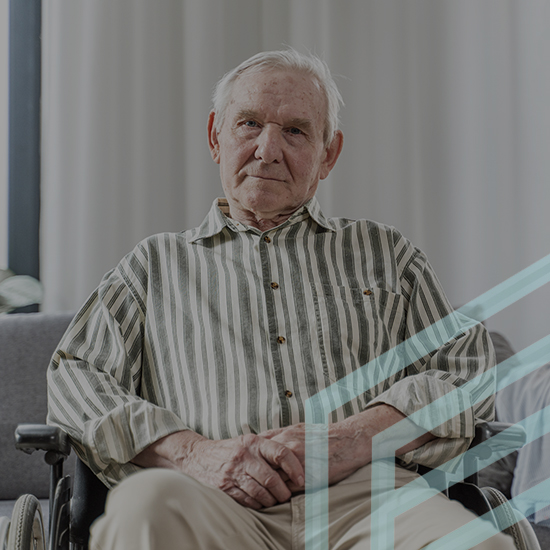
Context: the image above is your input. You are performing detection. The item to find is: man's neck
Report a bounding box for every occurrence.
[239,214,292,232]
[228,207,302,232]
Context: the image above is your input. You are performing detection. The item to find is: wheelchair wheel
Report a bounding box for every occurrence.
[482,487,541,550]
[0,516,11,549]
[6,495,45,550]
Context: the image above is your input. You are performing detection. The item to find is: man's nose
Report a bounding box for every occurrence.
[254,126,283,164]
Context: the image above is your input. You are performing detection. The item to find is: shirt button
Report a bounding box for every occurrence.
[271,282,279,290]
[263,236,272,243]
[285,390,293,398]
[277,336,286,344]
[363,289,372,296]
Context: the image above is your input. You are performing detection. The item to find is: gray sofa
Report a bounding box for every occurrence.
[0,312,76,529]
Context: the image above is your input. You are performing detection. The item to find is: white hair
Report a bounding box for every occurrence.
[212,49,344,145]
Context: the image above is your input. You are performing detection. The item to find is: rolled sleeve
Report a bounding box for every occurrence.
[366,233,496,467]
[47,253,189,488]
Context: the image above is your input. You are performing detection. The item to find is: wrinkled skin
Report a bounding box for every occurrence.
[134,405,434,509]
[208,68,343,231]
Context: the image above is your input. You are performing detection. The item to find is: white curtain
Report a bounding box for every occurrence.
[41,0,550,352]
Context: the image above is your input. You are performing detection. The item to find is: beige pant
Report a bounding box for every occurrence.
[90,464,516,550]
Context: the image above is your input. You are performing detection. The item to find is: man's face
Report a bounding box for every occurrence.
[208,68,343,225]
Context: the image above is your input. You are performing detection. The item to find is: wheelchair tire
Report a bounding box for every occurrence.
[6,495,45,550]
[0,516,11,550]
[482,487,541,550]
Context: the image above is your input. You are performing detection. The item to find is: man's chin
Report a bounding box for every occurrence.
[240,189,282,209]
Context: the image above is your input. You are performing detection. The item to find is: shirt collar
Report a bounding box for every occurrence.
[187,196,336,243]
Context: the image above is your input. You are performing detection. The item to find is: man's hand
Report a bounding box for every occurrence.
[260,404,436,491]
[260,422,369,490]
[132,431,305,510]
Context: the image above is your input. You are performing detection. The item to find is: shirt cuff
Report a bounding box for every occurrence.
[365,373,476,441]
[364,374,478,466]
[399,436,471,469]
[83,401,189,475]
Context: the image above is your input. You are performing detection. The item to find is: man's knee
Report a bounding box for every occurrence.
[104,468,196,519]
[90,468,283,550]
[90,469,213,549]
[98,469,206,529]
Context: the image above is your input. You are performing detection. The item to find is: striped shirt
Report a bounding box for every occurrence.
[47,197,495,488]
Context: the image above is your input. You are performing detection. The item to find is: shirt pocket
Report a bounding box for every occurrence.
[311,283,407,396]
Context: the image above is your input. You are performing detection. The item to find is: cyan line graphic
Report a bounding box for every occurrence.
[304,253,550,550]
[372,403,550,550]
[370,343,550,550]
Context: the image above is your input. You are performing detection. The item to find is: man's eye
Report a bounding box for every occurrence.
[245,120,258,128]
[288,127,303,135]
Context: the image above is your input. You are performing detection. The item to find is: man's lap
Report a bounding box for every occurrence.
[90,465,515,550]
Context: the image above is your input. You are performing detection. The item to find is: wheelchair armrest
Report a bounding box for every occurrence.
[420,422,527,489]
[470,421,526,459]
[15,424,71,457]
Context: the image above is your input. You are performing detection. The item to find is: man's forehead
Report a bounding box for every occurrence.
[237,65,319,85]
[234,68,321,96]
[227,68,326,124]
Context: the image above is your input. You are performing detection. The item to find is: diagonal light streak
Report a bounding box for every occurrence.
[305,253,550,549]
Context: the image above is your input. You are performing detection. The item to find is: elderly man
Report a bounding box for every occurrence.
[48,50,514,549]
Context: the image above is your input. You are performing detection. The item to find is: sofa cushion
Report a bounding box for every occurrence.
[0,312,75,499]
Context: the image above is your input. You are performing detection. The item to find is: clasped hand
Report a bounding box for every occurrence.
[183,422,368,510]
[182,433,304,510]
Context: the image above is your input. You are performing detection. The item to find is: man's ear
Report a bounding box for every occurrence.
[207,111,221,164]
[320,130,344,180]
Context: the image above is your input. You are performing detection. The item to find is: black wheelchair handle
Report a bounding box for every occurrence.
[15,423,71,457]
[470,421,527,459]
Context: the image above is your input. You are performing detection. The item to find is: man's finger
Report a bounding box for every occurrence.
[266,469,301,493]
[258,439,305,489]
[237,473,279,508]
[277,470,290,482]
[225,486,263,510]
[245,459,293,504]
[258,427,286,439]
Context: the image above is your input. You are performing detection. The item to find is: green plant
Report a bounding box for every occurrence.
[0,269,43,314]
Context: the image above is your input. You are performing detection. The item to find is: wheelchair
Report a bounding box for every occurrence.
[1,426,107,550]
[0,422,542,550]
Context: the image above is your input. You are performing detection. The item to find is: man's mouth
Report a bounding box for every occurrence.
[247,175,284,183]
